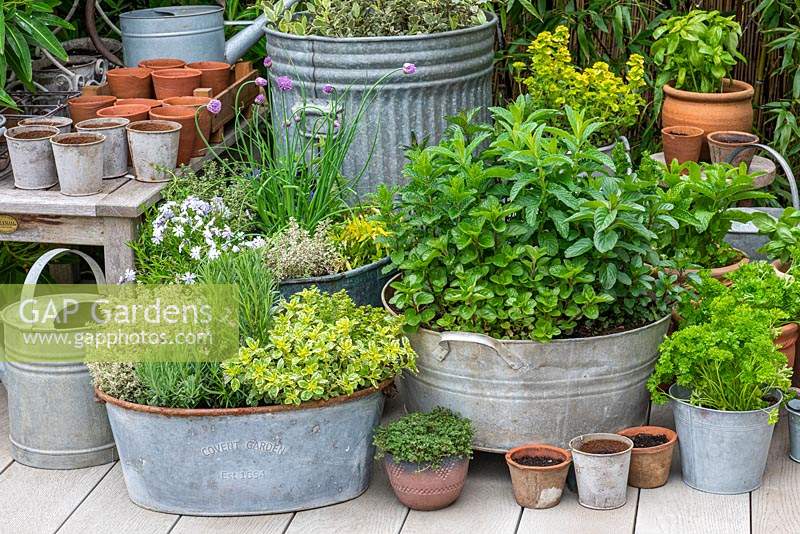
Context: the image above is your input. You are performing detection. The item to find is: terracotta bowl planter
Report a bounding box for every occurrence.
[505,444,572,509]
[662,80,754,161]
[67,95,117,125]
[662,125,704,166]
[97,104,151,123]
[707,131,760,168]
[384,454,469,511]
[186,61,231,96]
[148,106,197,165]
[617,426,677,489]
[116,98,162,110]
[151,68,203,100]
[161,96,212,156]
[138,58,186,71]
[777,323,799,369]
[107,67,153,99]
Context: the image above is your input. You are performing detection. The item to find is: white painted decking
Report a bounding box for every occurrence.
[0,383,798,534]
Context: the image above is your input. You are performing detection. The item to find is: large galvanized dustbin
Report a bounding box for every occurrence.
[2,248,116,469]
[99,384,387,515]
[265,14,496,197]
[383,279,670,451]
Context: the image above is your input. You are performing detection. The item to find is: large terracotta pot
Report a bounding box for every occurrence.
[97,104,150,123]
[161,96,212,156]
[662,80,754,161]
[67,95,117,125]
[616,426,677,489]
[138,58,186,71]
[106,67,153,99]
[116,98,162,110]
[151,68,202,100]
[186,61,231,96]
[148,106,197,165]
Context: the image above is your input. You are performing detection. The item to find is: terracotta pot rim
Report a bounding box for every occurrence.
[616,426,678,455]
[706,130,760,147]
[666,250,749,278]
[661,125,704,138]
[152,68,203,79]
[150,107,198,119]
[505,444,572,471]
[98,104,152,114]
[107,67,152,79]
[96,378,393,416]
[187,61,231,71]
[68,95,117,106]
[162,96,212,107]
[779,322,799,337]
[116,98,162,107]
[663,80,754,103]
[139,59,186,69]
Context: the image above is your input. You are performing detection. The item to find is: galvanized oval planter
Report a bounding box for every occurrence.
[382,276,670,452]
[264,15,497,197]
[278,257,394,307]
[98,383,389,515]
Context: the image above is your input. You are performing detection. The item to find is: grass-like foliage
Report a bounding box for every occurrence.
[373,407,473,468]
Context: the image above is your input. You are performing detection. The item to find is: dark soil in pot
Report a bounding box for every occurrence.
[617,425,677,489]
[631,433,669,448]
[514,455,565,467]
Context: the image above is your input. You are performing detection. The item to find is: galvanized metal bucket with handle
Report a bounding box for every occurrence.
[1,248,117,469]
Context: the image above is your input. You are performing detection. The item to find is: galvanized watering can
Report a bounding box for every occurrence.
[1,248,116,469]
[120,5,267,67]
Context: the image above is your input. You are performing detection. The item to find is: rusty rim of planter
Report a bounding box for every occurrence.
[617,426,677,455]
[505,444,572,470]
[96,378,393,417]
[707,130,760,147]
[663,80,754,103]
[661,125,704,138]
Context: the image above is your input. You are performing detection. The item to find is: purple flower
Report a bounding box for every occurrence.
[322,84,334,95]
[403,63,417,75]
[276,76,293,92]
[207,99,222,115]
[333,119,340,130]
[255,76,267,87]
[254,94,266,105]
[263,56,273,69]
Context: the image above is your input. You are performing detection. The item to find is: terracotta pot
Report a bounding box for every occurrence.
[116,98,162,110]
[616,426,677,489]
[138,58,186,71]
[662,125,704,166]
[384,454,469,511]
[148,106,197,165]
[773,259,791,274]
[161,96,212,156]
[776,323,799,369]
[151,68,203,100]
[97,104,151,123]
[662,80,754,161]
[106,67,153,99]
[186,61,231,96]
[67,95,117,125]
[707,131,760,168]
[667,251,749,284]
[505,444,572,509]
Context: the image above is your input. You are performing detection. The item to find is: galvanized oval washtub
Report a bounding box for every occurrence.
[670,384,780,494]
[382,278,671,452]
[264,14,496,198]
[2,248,117,469]
[98,383,388,515]
[278,257,394,307]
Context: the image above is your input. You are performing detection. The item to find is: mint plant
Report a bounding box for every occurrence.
[752,207,800,267]
[380,98,679,341]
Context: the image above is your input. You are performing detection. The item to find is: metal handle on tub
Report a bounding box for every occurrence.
[433,331,525,370]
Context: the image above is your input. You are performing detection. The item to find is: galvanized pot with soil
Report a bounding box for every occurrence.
[98,383,388,515]
[382,278,670,452]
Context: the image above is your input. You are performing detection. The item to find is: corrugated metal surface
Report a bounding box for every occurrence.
[265,16,496,198]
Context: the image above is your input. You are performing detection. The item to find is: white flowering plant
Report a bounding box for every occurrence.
[128,195,265,284]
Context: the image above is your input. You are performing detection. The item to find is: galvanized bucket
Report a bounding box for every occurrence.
[99,384,387,515]
[786,397,800,463]
[569,433,633,510]
[382,276,670,451]
[1,248,117,469]
[670,384,780,494]
[279,258,393,307]
[264,14,496,198]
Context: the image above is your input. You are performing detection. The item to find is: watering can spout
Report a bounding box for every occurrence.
[225,14,268,64]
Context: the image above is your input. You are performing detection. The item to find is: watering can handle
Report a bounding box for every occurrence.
[434,331,525,370]
[21,248,106,302]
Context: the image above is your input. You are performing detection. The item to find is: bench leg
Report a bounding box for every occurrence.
[103,217,138,284]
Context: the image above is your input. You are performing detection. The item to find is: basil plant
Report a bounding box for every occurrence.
[379,97,680,342]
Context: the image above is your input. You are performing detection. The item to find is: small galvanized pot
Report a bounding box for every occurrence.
[126,120,181,182]
[19,116,73,134]
[505,444,571,509]
[76,118,131,179]
[98,383,388,515]
[788,398,800,463]
[616,426,677,489]
[50,133,105,196]
[384,454,469,511]
[670,384,780,494]
[6,125,60,190]
[279,258,393,307]
[569,433,633,510]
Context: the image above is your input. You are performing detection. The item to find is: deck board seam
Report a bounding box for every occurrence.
[0,459,13,477]
[165,514,182,534]
[511,505,523,534]
[395,507,410,534]
[52,461,117,534]
[279,512,297,534]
